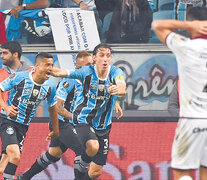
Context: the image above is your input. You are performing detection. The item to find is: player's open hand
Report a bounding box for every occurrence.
[5,105,18,117]
[114,102,123,119]
[190,20,207,35]
[46,131,59,141]
[108,83,118,95]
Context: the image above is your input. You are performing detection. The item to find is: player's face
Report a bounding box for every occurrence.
[1,48,16,67]
[36,58,54,81]
[76,56,94,69]
[94,48,111,71]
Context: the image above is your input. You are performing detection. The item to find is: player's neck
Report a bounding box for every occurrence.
[32,72,45,84]
[95,64,109,79]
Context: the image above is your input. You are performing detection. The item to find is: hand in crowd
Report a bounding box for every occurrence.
[10,5,23,18]
[80,2,89,10]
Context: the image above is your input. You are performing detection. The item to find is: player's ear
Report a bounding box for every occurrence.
[92,55,96,63]
[13,52,18,59]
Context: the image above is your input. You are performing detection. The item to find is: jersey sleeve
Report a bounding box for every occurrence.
[166,32,189,55]
[47,84,57,107]
[68,66,88,81]
[56,78,75,101]
[113,68,126,84]
[0,73,17,92]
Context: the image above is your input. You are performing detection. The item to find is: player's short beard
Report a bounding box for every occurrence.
[3,58,15,68]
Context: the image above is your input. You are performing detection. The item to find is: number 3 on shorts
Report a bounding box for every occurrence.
[104,139,108,149]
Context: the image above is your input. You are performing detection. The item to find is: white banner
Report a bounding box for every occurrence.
[46,8,100,51]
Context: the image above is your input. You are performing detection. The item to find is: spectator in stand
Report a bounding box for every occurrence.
[106,0,152,43]
[10,0,49,18]
[52,0,96,10]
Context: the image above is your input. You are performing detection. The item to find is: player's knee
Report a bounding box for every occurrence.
[10,153,20,164]
[89,168,102,179]
[86,141,99,157]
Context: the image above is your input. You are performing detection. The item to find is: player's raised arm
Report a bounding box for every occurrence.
[152,19,207,44]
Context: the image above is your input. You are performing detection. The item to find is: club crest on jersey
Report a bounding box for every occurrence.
[98,85,105,92]
[63,81,69,88]
[9,73,15,79]
[33,89,39,97]
[6,126,14,135]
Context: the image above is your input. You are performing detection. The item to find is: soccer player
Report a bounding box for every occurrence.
[0,41,35,175]
[52,43,126,180]
[16,51,93,180]
[0,52,59,180]
[152,6,207,180]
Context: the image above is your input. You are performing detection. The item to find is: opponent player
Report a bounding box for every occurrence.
[52,43,126,179]
[0,52,59,180]
[152,6,207,180]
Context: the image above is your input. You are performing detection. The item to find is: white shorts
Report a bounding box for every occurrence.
[171,118,207,169]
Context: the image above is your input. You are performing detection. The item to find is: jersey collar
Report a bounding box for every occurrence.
[94,64,111,81]
[193,35,207,40]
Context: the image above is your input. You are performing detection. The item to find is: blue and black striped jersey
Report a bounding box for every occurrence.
[68,65,125,130]
[0,71,57,126]
[56,78,81,125]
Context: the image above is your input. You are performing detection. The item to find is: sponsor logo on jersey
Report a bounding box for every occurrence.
[6,126,14,135]
[63,81,69,88]
[193,127,207,133]
[22,99,40,105]
[33,89,39,97]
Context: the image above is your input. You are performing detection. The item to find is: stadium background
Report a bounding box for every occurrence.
[0,0,204,179]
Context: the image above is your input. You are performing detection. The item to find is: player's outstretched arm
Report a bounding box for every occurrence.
[51,67,69,77]
[57,98,72,119]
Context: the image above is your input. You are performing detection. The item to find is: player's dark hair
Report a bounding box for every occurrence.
[187,6,207,21]
[1,41,22,59]
[92,43,112,55]
[35,52,53,64]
